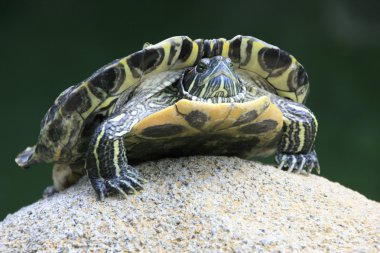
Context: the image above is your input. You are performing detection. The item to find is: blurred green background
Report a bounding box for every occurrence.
[1,0,379,220]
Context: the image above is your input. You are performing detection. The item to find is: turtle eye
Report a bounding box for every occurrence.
[196,62,207,73]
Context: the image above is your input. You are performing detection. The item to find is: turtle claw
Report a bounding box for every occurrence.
[286,155,297,172]
[275,150,319,174]
[296,157,307,174]
[91,179,107,201]
[90,166,145,200]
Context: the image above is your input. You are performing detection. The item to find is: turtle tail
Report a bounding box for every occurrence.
[15,146,39,169]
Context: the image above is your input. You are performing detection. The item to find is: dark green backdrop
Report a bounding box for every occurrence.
[1,0,379,220]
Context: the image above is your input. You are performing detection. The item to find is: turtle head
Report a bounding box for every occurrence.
[179,56,245,103]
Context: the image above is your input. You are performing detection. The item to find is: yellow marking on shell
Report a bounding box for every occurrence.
[209,40,215,53]
[220,38,229,57]
[113,140,121,177]
[131,102,198,136]
[242,100,283,158]
[50,109,84,161]
[79,86,103,118]
[149,38,173,73]
[176,100,236,130]
[132,96,283,138]
[93,125,106,179]
[97,96,119,114]
[238,37,250,67]
[236,100,283,139]
[115,60,139,95]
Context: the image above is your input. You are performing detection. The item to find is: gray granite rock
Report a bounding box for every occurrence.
[1,156,379,252]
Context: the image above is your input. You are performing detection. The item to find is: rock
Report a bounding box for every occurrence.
[1,156,379,252]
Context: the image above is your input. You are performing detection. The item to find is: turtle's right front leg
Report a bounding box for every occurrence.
[86,119,144,200]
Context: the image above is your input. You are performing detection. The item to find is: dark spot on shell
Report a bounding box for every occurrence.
[36,144,48,154]
[141,124,185,138]
[35,144,54,161]
[47,118,64,143]
[202,40,211,58]
[89,63,125,94]
[127,48,164,78]
[185,110,208,129]
[259,47,292,76]
[141,48,164,72]
[178,38,193,62]
[168,42,179,66]
[55,86,76,105]
[41,104,58,128]
[278,50,292,68]
[210,39,224,57]
[228,36,242,63]
[241,39,253,66]
[127,51,144,78]
[297,65,308,86]
[269,49,292,77]
[258,47,280,72]
[239,119,278,134]
[200,39,223,58]
[287,65,309,92]
[62,87,91,114]
[232,110,258,127]
[88,85,106,100]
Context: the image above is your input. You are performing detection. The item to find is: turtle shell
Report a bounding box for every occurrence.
[16,35,309,168]
[125,96,283,163]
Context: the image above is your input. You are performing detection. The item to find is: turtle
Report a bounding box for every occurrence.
[15,35,319,200]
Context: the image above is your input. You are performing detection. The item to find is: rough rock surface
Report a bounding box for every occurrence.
[1,156,379,252]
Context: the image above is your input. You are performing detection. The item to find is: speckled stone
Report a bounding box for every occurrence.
[1,156,379,252]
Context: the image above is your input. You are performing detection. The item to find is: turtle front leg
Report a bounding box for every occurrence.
[274,98,320,174]
[86,118,144,200]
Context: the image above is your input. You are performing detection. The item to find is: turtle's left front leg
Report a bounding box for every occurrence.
[85,114,145,200]
[274,98,320,174]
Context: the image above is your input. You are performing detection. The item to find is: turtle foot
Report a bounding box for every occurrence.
[90,166,145,200]
[275,150,320,174]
